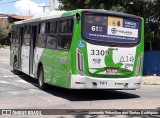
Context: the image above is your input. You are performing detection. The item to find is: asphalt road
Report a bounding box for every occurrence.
[0,48,160,118]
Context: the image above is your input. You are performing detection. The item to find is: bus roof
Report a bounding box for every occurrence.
[14,9,142,25]
[15,11,66,25]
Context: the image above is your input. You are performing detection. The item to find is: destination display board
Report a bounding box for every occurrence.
[84,14,140,43]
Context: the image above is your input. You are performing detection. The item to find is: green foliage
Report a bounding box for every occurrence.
[58,0,123,10]
[0,23,13,45]
[0,24,12,38]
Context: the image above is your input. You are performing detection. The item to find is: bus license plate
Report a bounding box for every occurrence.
[99,81,107,86]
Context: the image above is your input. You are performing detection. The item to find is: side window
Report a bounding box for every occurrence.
[23,25,31,46]
[40,23,46,34]
[37,22,46,47]
[16,27,20,35]
[48,20,57,33]
[10,31,14,44]
[57,35,72,50]
[67,19,73,33]
[11,26,16,44]
[27,25,31,34]
[15,27,20,45]
[57,18,73,50]
[46,35,57,48]
[36,24,41,45]
[46,21,57,48]
[60,20,67,33]
[38,23,41,34]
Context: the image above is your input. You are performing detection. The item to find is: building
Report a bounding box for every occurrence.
[0,14,8,25]
[0,13,32,25]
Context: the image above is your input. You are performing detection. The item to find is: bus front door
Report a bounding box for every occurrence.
[18,27,24,70]
[21,26,30,74]
[29,26,37,74]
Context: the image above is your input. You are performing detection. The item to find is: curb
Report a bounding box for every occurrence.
[142,76,160,85]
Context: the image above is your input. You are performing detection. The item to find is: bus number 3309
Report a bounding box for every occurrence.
[91,49,109,56]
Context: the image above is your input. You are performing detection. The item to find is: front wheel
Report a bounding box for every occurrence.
[38,66,46,90]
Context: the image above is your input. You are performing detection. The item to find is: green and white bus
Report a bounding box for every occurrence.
[10,9,144,90]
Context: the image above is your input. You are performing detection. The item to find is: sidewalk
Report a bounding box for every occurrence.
[142,76,160,85]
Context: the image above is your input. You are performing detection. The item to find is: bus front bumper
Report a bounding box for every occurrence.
[71,75,142,89]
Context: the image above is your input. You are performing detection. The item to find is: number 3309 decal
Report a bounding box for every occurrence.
[91,49,109,56]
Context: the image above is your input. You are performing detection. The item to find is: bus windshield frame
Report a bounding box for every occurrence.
[82,11,142,47]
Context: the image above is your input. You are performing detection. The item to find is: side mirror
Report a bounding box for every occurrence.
[76,13,80,21]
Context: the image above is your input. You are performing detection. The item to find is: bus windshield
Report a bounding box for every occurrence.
[83,14,140,43]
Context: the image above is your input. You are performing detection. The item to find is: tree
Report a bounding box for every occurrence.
[58,0,123,10]
[0,23,12,45]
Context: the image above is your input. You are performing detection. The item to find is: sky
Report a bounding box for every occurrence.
[0,0,59,16]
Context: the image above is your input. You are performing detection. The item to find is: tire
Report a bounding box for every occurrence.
[13,58,20,75]
[38,66,46,90]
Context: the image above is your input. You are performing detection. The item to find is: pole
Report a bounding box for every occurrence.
[38,5,50,13]
[28,0,30,15]
[50,0,54,11]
